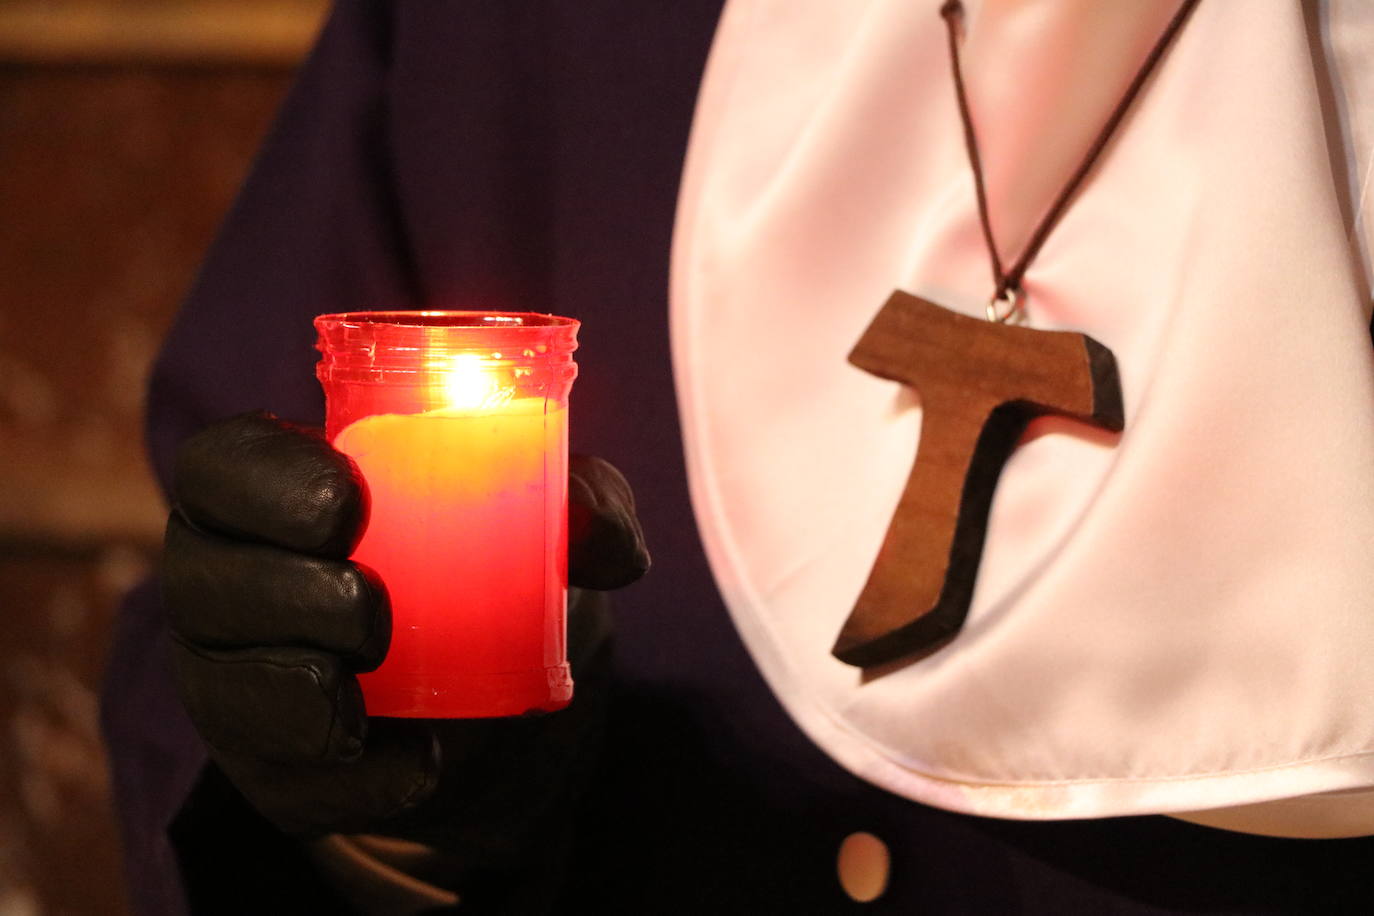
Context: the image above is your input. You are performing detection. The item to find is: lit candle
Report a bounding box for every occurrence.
[315,313,579,718]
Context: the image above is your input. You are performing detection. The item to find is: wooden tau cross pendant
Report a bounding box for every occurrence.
[832,290,1124,668]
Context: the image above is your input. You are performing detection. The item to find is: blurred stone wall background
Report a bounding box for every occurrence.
[0,2,326,912]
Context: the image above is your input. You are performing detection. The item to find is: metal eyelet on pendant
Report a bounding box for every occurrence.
[985,286,1024,324]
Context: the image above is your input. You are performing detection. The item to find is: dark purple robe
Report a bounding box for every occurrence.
[102,1,1374,912]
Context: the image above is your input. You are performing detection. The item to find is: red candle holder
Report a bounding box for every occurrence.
[314,311,579,718]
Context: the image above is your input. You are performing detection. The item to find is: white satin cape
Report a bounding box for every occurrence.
[670,0,1374,838]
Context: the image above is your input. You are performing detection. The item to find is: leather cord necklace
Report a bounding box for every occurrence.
[832,0,1201,669]
[946,0,1202,322]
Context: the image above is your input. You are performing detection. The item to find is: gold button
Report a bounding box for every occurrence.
[837,831,890,903]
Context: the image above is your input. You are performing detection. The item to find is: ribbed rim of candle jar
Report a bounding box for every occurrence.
[315,310,579,330]
[315,311,578,382]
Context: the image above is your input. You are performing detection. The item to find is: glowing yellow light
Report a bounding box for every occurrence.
[442,354,505,410]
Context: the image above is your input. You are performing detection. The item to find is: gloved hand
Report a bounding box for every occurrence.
[163,411,648,892]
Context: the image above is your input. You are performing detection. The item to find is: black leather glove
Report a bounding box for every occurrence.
[163,411,648,895]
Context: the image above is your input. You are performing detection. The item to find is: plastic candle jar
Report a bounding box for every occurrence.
[314,311,579,718]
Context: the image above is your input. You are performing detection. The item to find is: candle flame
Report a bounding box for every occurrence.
[442,354,513,410]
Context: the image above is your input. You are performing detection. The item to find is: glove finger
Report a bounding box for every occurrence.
[567,454,650,590]
[214,719,441,837]
[173,410,366,558]
[164,514,390,671]
[170,640,366,764]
